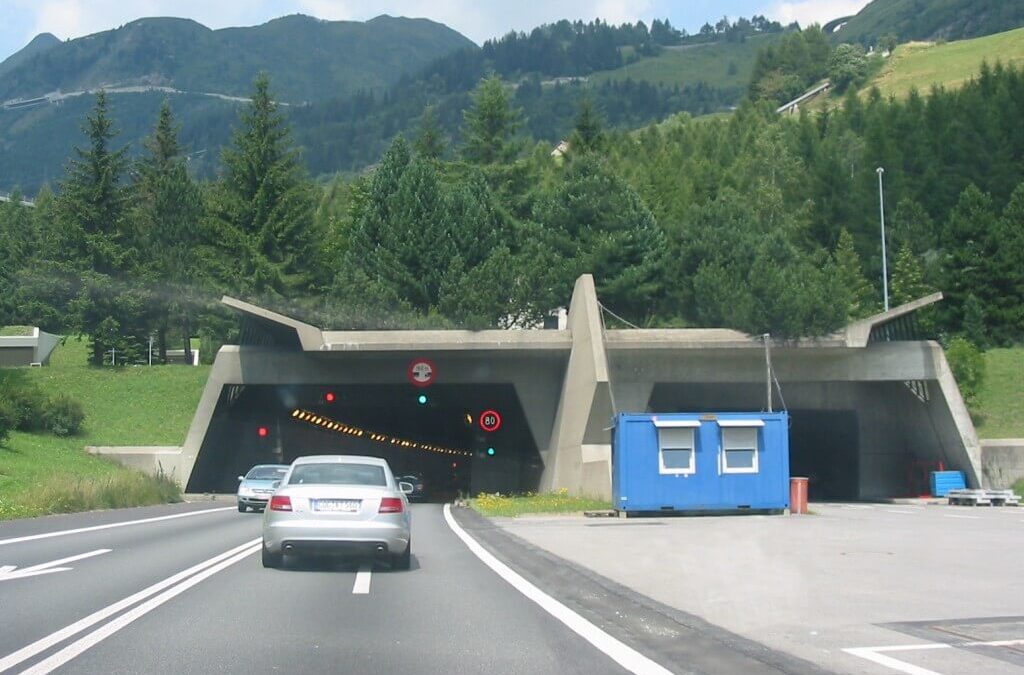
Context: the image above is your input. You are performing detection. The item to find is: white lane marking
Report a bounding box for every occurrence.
[843,504,873,510]
[443,504,673,675]
[0,507,234,547]
[0,538,259,674]
[18,542,261,675]
[844,647,945,675]
[844,638,1024,675]
[944,514,980,520]
[884,510,916,515]
[352,563,372,594]
[0,549,110,582]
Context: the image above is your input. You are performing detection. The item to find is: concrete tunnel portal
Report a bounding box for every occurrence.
[185,383,543,497]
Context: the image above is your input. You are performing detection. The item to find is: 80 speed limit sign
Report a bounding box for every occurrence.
[479,410,502,432]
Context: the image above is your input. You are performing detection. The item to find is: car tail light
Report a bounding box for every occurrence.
[269,495,292,511]
[379,497,403,513]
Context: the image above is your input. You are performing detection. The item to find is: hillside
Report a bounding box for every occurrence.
[868,27,1024,98]
[835,0,1024,45]
[0,33,59,78]
[0,15,474,104]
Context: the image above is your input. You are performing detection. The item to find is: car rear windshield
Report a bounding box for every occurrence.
[246,467,288,480]
[288,463,387,486]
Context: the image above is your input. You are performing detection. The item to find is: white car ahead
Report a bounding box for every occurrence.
[261,455,413,570]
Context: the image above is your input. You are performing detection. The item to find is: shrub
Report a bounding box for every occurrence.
[945,337,987,407]
[0,395,21,443]
[5,383,49,432]
[42,395,86,436]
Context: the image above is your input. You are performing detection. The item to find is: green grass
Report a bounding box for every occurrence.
[0,325,33,336]
[0,338,208,519]
[589,35,779,91]
[469,489,611,518]
[974,347,1024,439]
[1014,478,1024,498]
[868,28,1024,99]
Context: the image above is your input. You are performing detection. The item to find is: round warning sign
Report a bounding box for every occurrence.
[479,409,502,432]
[407,358,437,388]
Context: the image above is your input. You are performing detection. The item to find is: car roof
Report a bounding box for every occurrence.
[291,455,390,467]
[250,464,289,469]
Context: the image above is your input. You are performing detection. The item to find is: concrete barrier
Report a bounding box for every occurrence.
[980,439,1024,489]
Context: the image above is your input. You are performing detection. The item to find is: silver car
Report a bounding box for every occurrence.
[261,455,414,570]
[237,464,290,512]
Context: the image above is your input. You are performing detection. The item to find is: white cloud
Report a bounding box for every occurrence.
[763,0,870,27]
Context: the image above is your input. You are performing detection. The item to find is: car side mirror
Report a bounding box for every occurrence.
[271,480,281,489]
[237,476,244,481]
[399,482,414,495]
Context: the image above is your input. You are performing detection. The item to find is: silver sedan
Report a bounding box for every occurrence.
[261,455,413,570]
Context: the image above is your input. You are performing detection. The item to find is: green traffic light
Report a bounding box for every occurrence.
[417,394,428,405]
[487,447,495,456]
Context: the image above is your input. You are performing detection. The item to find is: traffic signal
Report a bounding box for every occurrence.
[417,394,428,405]
[324,391,336,403]
[487,447,496,456]
[257,426,269,438]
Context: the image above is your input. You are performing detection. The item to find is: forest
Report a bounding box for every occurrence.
[0,31,1022,368]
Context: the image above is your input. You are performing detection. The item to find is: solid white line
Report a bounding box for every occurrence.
[18,543,261,675]
[884,510,916,515]
[944,514,980,519]
[0,538,259,674]
[0,507,234,547]
[443,504,673,675]
[352,564,372,594]
[843,647,944,675]
[843,504,873,510]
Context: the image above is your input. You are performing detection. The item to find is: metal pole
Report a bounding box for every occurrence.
[148,335,153,366]
[763,334,773,413]
[877,167,889,312]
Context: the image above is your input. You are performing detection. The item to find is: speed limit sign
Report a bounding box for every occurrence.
[407,358,436,388]
[479,409,502,432]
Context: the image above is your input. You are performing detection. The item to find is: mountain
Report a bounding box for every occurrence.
[835,0,1024,45]
[0,14,474,104]
[0,33,60,79]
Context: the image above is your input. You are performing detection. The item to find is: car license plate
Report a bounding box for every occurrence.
[313,499,360,513]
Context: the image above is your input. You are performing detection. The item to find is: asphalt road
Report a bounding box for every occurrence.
[0,502,639,675]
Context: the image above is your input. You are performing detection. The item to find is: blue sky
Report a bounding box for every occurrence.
[0,0,871,63]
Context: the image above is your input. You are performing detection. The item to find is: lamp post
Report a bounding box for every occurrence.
[876,166,889,312]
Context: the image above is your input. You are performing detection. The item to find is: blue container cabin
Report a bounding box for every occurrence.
[612,412,790,514]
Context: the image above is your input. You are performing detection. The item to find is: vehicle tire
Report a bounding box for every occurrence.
[262,543,282,569]
[238,502,247,513]
[392,540,411,571]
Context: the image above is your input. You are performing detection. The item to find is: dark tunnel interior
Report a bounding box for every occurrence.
[186,383,543,498]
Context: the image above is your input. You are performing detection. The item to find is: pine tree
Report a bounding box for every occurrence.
[569,95,606,154]
[134,100,203,363]
[212,73,319,295]
[890,244,933,307]
[414,106,446,159]
[833,228,876,320]
[461,75,523,164]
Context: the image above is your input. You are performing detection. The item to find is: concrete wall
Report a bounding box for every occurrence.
[981,439,1024,489]
[88,447,185,482]
[0,346,34,367]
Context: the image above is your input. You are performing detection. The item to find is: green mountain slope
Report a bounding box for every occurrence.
[0,14,474,104]
[868,27,1024,98]
[0,33,60,79]
[836,0,1024,45]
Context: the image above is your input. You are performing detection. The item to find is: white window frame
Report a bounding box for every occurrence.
[718,420,762,475]
[654,419,699,475]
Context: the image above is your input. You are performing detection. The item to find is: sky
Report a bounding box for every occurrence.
[0,0,872,63]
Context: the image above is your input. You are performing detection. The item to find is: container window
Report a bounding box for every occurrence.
[722,427,759,474]
[658,427,695,475]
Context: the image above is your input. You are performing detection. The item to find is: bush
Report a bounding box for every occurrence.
[945,336,987,407]
[42,395,86,436]
[5,383,50,432]
[0,395,21,443]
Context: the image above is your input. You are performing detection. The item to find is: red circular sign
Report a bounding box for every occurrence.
[407,358,437,388]
[479,410,502,432]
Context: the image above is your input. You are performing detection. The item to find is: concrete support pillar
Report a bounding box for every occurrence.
[541,275,614,499]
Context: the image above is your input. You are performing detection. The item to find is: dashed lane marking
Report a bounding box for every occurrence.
[352,563,372,594]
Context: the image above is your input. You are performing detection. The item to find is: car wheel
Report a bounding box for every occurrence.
[262,543,282,569]
[238,502,247,513]
[392,540,411,571]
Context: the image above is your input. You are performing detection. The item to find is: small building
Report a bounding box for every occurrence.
[0,327,61,367]
[612,412,790,514]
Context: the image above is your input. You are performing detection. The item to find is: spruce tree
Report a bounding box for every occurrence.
[461,75,523,165]
[833,228,876,320]
[414,106,446,160]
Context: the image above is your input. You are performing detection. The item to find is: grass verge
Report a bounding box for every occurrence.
[974,347,1024,439]
[0,338,205,520]
[1014,479,1024,499]
[469,489,611,518]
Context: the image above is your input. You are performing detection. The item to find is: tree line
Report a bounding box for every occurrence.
[1,62,1022,367]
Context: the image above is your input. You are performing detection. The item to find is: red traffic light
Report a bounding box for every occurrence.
[324,392,336,403]
[257,426,269,438]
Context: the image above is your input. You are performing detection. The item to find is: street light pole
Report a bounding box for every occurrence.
[876,166,889,312]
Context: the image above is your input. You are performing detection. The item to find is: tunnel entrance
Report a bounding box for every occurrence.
[186,383,542,497]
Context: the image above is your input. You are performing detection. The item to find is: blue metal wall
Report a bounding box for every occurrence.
[612,412,790,512]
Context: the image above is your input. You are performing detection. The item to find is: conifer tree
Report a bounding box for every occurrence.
[414,106,446,159]
[833,228,876,320]
[461,75,523,164]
